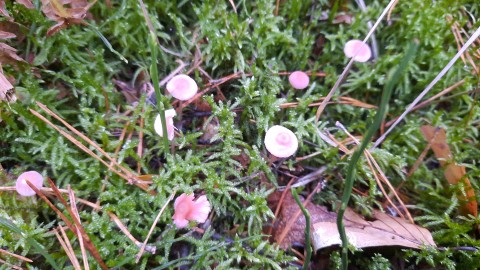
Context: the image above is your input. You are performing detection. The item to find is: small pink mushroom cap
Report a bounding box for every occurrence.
[166,74,198,101]
[264,125,299,158]
[154,109,176,140]
[288,71,310,90]
[172,193,211,229]
[343,40,372,62]
[15,171,44,197]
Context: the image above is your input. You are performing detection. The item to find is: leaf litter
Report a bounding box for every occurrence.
[269,191,435,251]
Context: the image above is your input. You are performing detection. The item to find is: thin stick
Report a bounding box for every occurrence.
[29,107,150,192]
[135,189,177,262]
[372,26,480,149]
[0,248,32,263]
[315,0,399,122]
[44,178,108,270]
[68,186,89,270]
[79,198,157,253]
[336,121,413,223]
[55,226,82,270]
[35,102,140,183]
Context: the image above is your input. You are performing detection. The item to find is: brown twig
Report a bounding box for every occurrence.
[27,179,108,270]
[30,104,151,192]
[54,226,82,270]
[68,186,89,270]
[384,80,465,127]
[78,198,157,254]
[0,248,32,263]
[336,121,414,223]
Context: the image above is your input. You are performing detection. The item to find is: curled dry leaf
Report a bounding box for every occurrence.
[269,192,435,250]
[0,70,15,102]
[41,0,97,36]
[269,192,325,249]
[0,30,15,39]
[420,125,477,217]
[16,0,35,9]
[0,1,11,20]
[0,42,25,66]
[312,208,436,250]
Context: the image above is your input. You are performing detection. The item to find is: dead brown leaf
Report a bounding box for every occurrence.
[420,125,477,216]
[313,208,435,250]
[0,1,11,20]
[269,192,435,250]
[16,0,35,9]
[0,30,15,39]
[0,69,15,102]
[270,192,328,249]
[41,0,97,36]
[0,42,25,66]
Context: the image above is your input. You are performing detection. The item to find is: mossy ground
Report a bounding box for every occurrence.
[1,0,480,269]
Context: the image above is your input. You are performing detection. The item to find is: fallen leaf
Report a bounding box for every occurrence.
[0,21,26,41]
[269,192,327,249]
[312,208,436,250]
[0,1,11,20]
[0,42,25,66]
[40,0,97,36]
[0,30,15,39]
[0,70,16,102]
[16,0,35,9]
[269,192,435,250]
[420,125,477,216]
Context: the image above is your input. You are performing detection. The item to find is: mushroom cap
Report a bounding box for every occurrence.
[343,40,372,62]
[173,193,211,229]
[15,171,44,196]
[264,125,299,158]
[166,74,198,101]
[288,71,310,90]
[154,109,176,140]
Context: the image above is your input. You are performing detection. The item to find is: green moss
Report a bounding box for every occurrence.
[1,0,480,268]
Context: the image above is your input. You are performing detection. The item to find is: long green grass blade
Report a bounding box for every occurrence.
[337,42,418,270]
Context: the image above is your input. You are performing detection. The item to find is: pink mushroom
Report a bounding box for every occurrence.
[288,71,310,90]
[154,109,176,140]
[172,193,211,229]
[15,171,44,196]
[264,125,299,158]
[343,40,372,63]
[166,74,198,101]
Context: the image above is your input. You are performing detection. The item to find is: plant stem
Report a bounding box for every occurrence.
[148,33,170,150]
[291,188,311,270]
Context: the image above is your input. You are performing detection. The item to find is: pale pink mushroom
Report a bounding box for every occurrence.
[154,109,176,140]
[288,71,310,90]
[166,74,198,101]
[172,193,211,229]
[264,125,299,158]
[344,40,372,63]
[15,171,44,196]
